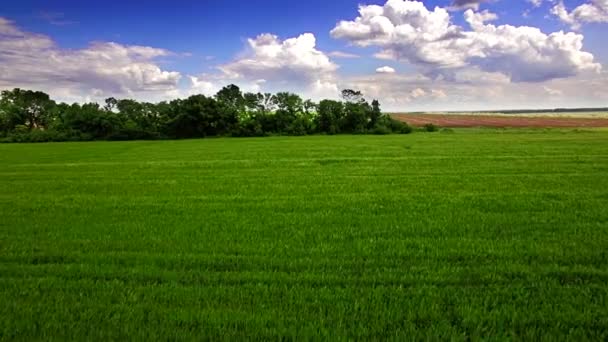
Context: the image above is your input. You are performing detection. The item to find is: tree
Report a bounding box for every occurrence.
[341,89,364,103]
[0,85,400,142]
[0,97,14,134]
[59,102,121,138]
[303,99,317,116]
[243,92,264,114]
[369,99,382,128]
[104,97,118,112]
[317,100,344,134]
[0,88,55,130]
[273,92,304,133]
[343,101,369,133]
[215,84,245,116]
[167,94,238,138]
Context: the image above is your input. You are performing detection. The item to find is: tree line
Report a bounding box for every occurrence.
[0,85,412,143]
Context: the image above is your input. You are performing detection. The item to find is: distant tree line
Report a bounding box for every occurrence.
[0,86,412,143]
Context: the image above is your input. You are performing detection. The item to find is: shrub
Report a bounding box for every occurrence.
[386,118,412,134]
[371,124,392,135]
[423,123,439,132]
[106,129,161,141]
[3,129,68,143]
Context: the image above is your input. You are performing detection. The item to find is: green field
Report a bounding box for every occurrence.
[1,130,608,339]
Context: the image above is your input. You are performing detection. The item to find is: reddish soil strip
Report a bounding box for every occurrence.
[392,114,608,128]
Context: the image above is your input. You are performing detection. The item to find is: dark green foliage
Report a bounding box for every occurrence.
[317,100,344,134]
[0,86,410,142]
[166,95,237,138]
[0,129,67,143]
[370,99,382,128]
[423,123,439,132]
[216,84,246,115]
[0,88,55,131]
[343,101,370,133]
[371,116,413,135]
[59,103,122,138]
[341,89,364,103]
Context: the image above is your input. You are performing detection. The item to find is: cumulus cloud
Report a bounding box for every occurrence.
[0,17,181,102]
[376,66,396,73]
[341,70,608,111]
[331,0,600,83]
[551,0,608,30]
[215,33,339,99]
[187,76,219,96]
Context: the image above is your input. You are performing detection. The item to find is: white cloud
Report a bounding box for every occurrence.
[331,0,601,83]
[527,0,544,8]
[188,76,219,96]
[0,17,182,102]
[328,51,360,58]
[376,66,396,73]
[410,88,426,98]
[552,1,608,30]
[214,33,339,99]
[219,33,336,83]
[466,9,499,27]
[340,70,608,111]
[431,89,448,99]
[543,86,563,96]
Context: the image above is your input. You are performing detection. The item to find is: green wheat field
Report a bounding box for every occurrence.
[1,130,607,339]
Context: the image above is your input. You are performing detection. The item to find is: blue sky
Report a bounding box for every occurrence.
[1,0,607,110]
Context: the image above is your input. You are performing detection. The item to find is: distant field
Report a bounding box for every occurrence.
[393,113,608,128]
[1,132,608,339]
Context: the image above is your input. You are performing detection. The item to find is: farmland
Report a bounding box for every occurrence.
[393,113,608,128]
[1,131,608,339]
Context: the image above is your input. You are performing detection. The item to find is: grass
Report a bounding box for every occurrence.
[1,130,607,339]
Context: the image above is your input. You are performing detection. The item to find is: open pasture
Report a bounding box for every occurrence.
[1,131,608,339]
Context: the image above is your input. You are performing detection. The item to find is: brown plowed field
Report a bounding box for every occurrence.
[392,114,608,128]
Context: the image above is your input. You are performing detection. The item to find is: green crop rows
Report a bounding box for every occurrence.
[1,130,607,339]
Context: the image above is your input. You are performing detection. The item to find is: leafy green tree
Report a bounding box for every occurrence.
[1,85,402,142]
[343,101,370,133]
[167,94,238,138]
[216,84,245,117]
[0,99,12,134]
[0,88,56,130]
[317,100,344,134]
[104,97,118,112]
[341,89,364,104]
[243,92,263,114]
[272,92,305,133]
[57,102,121,138]
[369,99,382,128]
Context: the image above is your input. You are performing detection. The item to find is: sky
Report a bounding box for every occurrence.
[0,0,607,111]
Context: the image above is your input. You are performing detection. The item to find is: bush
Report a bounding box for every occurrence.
[423,123,439,132]
[2,129,68,143]
[106,129,161,141]
[287,117,312,136]
[371,124,392,135]
[387,118,412,134]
